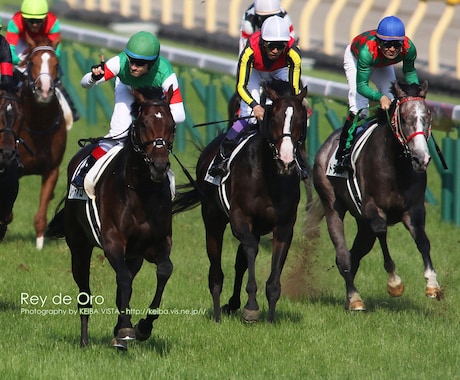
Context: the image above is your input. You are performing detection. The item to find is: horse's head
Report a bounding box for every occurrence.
[21,34,60,104]
[0,91,22,172]
[389,80,431,172]
[130,86,176,182]
[263,80,308,176]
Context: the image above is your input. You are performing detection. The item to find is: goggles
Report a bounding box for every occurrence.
[127,55,151,67]
[381,40,403,49]
[25,18,44,25]
[263,41,287,51]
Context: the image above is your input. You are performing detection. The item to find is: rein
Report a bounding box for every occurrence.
[130,100,175,165]
[388,96,431,148]
[262,100,307,161]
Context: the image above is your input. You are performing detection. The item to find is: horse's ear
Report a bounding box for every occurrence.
[393,81,406,99]
[24,31,35,49]
[132,89,147,104]
[51,36,61,51]
[265,86,279,101]
[419,80,429,97]
[165,85,174,104]
[297,86,308,101]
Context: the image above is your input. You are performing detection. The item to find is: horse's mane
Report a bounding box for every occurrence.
[376,80,424,124]
[264,79,295,97]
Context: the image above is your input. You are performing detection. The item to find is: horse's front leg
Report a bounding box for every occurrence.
[104,246,136,347]
[135,254,173,341]
[35,167,59,249]
[233,221,260,323]
[266,225,294,323]
[402,210,441,299]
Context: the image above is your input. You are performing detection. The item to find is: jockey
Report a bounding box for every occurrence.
[209,15,307,179]
[0,20,15,93]
[335,15,419,172]
[5,0,80,122]
[239,0,295,54]
[73,31,186,189]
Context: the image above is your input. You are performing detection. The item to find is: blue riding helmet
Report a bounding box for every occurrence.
[376,16,405,41]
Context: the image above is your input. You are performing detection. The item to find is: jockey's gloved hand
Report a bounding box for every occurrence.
[90,63,104,81]
[0,76,16,93]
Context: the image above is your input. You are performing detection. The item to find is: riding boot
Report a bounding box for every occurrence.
[208,138,238,177]
[295,148,309,180]
[72,155,97,189]
[335,112,356,173]
[57,81,80,122]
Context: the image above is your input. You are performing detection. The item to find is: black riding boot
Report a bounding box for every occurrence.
[335,112,356,173]
[296,148,309,180]
[72,155,97,189]
[208,138,238,177]
[57,81,80,122]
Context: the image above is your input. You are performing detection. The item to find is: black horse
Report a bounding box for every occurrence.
[173,80,308,322]
[46,87,176,349]
[312,80,441,311]
[0,90,22,241]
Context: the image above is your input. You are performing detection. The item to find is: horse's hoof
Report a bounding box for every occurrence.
[347,295,366,311]
[117,327,136,341]
[222,304,239,315]
[242,308,260,323]
[387,282,405,297]
[110,337,128,351]
[426,286,442,299]
[134,322,151,341]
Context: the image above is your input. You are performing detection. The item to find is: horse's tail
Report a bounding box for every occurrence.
[172,182,202,215]
[304,196,325,239]
[44,197,66,239]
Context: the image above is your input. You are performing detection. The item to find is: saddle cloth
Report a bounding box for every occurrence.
[205,132,257,215]
[67,146,176,246]
[326,122,378,214]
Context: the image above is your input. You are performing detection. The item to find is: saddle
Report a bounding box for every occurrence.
[326,120,378,214]
[205,131,258,215]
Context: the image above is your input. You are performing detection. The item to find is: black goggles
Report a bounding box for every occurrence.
[26,18,44,25]
[381,40,403,49]
[127,55,151,67]
[263,41,287,51]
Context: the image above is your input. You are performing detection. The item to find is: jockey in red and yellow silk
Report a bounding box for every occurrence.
[208,15,306,179]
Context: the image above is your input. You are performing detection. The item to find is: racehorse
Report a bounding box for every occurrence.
[173,80,308,322]
[15,34,67,249]
[312,80,441,311]
[46,87,176,350]
[0,90,22,241]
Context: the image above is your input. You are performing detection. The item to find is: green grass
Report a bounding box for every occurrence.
[1,115,460,378]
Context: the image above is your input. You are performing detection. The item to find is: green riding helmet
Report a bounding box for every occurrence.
[125,31,160,61]
[21,0,49,19]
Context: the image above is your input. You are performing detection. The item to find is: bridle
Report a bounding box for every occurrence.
[262,99,307,161]
[130,100,176,165]
[0,93,21,163]
[25,46,58,96]
[389,95,431,156]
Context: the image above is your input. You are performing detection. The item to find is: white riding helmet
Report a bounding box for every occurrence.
[261,16,290,42]
[254,0,281,16]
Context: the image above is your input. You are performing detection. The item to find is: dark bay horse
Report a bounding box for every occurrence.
[0,90,23,241]
[15,35,67,249]
[173,80,308,322]
[46,87,176,350]
[312,80,441,311]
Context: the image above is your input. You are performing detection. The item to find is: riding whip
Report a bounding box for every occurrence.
[193,115,253,128]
